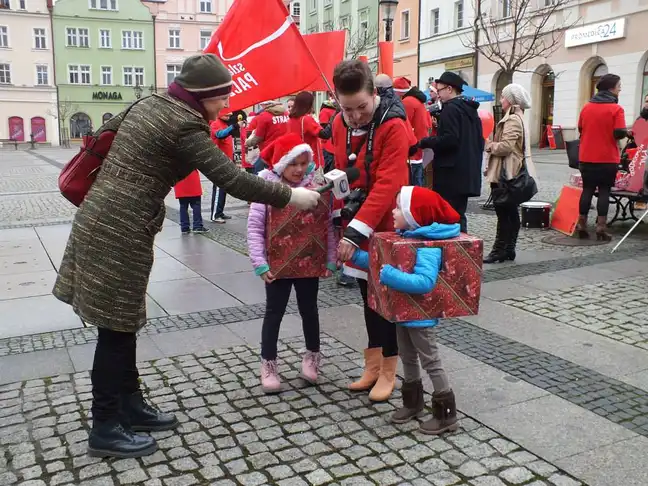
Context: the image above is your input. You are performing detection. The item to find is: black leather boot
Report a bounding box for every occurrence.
[121,391,179,432]
[506,219,520,261]
[87,419,158,458]
[483,217,508,264]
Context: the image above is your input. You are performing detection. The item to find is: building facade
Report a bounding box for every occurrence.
[0,0,59,145]
[52,0,154,141]
[475,0,648,144]
[379,0,420,82]
[418,0,476,91]
[143,0,231,92]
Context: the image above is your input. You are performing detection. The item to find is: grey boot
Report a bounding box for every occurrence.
[391,380,425,424]
[419,389,459,435]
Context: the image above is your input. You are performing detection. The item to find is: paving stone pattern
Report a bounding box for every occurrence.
[0,336,585,486]
[503,276,648,349]
[436,318,648,438]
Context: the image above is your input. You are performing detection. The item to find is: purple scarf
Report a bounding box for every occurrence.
[168,82,209,120]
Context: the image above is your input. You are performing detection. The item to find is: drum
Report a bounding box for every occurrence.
[520,201,552,229]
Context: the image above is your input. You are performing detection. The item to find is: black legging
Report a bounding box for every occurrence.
[357,279,398,357]
[579,185,611,217]
[495,203,520,238]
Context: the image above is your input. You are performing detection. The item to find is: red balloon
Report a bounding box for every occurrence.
[478,110,495,140]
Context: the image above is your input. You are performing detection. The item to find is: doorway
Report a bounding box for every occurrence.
[591,64,608,97]
[541,71,555,144]
[70,112,92,139]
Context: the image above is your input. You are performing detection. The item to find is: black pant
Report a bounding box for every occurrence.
[579,163,617,217]
[357,279,398,357]
[210,185,227,218]
[261,278,320,360]
[91,328,139,422]
[443,195,468,233]
[323,150,335,174]
[495,203,520,245]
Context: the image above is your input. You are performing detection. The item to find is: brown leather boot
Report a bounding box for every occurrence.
[595,215,612,242]
[576,215,589,239]
[391,379,425,424]
[368,356,398,402]
[419,389,459,435]
[348,348,382,391]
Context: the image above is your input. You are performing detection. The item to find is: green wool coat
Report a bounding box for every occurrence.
[53,93,291,333]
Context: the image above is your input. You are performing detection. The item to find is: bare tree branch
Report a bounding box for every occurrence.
[461,0,580,79]
[47,98,80,124]
[322,17,378,60]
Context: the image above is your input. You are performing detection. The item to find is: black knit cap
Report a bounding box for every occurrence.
[175,54,233,99]
[435,71,465,92]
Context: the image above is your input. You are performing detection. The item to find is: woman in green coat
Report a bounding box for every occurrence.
[53,54,320,459]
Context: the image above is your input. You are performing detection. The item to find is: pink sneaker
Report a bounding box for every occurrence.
[301,351,321,384]
[260,359,281,394]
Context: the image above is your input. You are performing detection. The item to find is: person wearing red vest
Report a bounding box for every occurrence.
[173,170,208,235]
[332,60,414,403]
[245,101,289,152]
[394,77,432,187]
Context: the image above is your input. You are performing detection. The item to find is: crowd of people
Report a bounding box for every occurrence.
[54,51,635,460]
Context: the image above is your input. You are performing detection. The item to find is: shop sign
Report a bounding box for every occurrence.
[446,57,473,70]
[565,18,626,48]
[92,91,123,101]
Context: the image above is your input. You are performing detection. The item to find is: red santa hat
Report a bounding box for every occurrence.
[260,133,312,175]
[397,186,460,229]
[393,77,412,94]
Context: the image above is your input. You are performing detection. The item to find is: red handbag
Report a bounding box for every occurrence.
[58,98,145,207]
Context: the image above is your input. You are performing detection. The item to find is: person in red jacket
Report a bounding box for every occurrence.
[287,91,325,169]
[394,77,432,186]
[173,170,208,235]
[332,60,414,403]
[209,115,242,223]
[319,93,338,173]
[245,100,289,152]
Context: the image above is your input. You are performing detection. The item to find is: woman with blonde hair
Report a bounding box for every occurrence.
[483,83,536,263]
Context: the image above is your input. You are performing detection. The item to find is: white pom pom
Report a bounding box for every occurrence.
[349,153,357,162]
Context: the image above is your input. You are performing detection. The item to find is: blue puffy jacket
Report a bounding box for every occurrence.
[352,223,461,328]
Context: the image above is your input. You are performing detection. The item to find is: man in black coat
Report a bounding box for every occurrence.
[419,72,484,233]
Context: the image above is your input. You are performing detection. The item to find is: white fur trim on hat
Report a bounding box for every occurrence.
[272,143,313,175]
[397,186,419,229]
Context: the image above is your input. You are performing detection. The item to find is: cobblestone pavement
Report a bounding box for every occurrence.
[503,275,648,350]
[0,335,585,486]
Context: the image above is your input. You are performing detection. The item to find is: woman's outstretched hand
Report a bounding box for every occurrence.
[289,187,320,210]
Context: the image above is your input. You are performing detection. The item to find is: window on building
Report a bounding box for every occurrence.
[502,0,512,17]
[200,0,211,13]
[80,65,91,84]
[90,0,117,11]
[19,0,25,8]
[66,28,77,47]
[101,66,112,85]
[34,28,47,49]
[0,63,11,84]
[68,65,79,84]
[291,2,300,18]
[200,30,211,50]
[168,29,180,49]
[100,29,111,48]
[0,26,8,48]
[134,67,144,86]
[78,28,89,47]
[455,0,464,28]
[359,10,369,39]
[310,0,316,12]
[430,9,439,36]
[340,16,350,32]
[36,65,48,85]
[123,66,133,86]
[544,0,555,6]
[166,63,181,86]
[122,31,143,49]
[324,0,332,7]
[400,10,410,40]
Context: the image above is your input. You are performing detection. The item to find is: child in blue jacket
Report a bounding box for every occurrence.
[352,186,461,435]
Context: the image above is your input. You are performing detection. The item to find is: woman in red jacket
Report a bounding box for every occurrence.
[576,74,629,241]
[173,170,208,235]
[333,60,414,402]
[287,91,324,169]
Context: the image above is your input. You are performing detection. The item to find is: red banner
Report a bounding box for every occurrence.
[302,31,347,92]
[378,41,394,77]
[8,117,24,141]
[204,0,320,111]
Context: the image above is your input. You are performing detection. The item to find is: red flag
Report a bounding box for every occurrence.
[302,31,347,92]
[204,0,320,111]
[378,42,394,77]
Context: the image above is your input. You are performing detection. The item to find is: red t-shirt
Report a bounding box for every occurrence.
[209,119,234,160]
[254,110,289,151]
[578,102,626,163]
[319,106,336,153]
[287,115,323,168]
[402,96,432,161]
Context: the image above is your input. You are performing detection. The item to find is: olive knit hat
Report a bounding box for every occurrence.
[174,54,233,99]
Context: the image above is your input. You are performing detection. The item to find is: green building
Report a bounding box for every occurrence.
[52,0,154,141]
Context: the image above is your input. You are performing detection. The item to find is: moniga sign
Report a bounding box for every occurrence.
[565,18,626,48]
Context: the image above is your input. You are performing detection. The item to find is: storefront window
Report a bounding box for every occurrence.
[70,112,92,139]
[591,63,608,96]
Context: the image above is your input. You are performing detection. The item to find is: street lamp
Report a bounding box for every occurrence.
[133,83,143,99]
[379,0,399,42]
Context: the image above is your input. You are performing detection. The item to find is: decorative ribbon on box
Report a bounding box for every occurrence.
[368,232,483,322]
[266,191,331,279]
